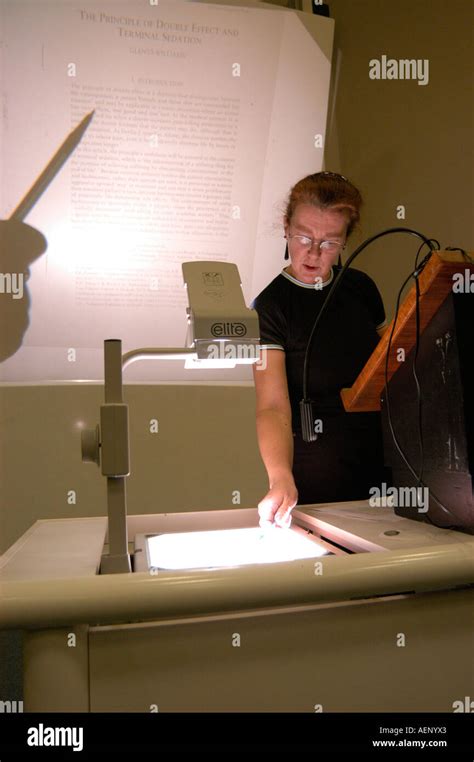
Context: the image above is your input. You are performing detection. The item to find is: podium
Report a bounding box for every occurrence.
[341,251,474,532]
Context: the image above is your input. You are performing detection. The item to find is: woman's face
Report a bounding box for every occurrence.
[284,204,348,284]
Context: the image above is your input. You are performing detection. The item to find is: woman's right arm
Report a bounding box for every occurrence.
[252,349,298,527]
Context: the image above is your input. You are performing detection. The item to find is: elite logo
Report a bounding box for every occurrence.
[210,322,247,337]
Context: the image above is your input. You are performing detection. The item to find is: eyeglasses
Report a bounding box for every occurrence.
[286,234,346,255]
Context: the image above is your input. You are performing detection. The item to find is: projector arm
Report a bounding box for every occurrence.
[81,340,199,575]
[81,261,260,574]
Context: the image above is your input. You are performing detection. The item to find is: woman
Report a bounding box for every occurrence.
[252,172,388,528]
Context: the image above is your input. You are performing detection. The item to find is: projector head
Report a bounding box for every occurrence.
[182,261,260,367]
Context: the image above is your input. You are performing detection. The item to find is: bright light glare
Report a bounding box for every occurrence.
[147,526,328,570]
[184,357,238,369]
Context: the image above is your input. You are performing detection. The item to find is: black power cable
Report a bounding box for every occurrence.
[445,246,474,265]
[300,226,436,441]
[411,237,441,493]
[299,227,467,527]
[383,258,458,527]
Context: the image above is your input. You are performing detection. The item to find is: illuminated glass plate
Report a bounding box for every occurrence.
[145,526,328,570]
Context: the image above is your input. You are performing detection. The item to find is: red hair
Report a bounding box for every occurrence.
[284,172,363,237]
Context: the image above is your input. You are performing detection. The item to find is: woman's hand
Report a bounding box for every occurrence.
[258,476,298,528]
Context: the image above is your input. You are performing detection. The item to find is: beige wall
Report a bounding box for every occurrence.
[318,0,473,317]
[0,384,266,554]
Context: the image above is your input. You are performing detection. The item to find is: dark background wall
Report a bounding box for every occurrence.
[320,0,473,315]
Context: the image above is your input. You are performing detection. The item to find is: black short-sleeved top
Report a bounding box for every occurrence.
[252,266,388,503]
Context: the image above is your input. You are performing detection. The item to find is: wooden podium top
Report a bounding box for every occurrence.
[341,250,473,412]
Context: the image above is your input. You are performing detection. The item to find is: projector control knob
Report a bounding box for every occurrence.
[81,424,101,466]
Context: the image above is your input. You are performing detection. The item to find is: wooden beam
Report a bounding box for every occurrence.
[341,251,473,412]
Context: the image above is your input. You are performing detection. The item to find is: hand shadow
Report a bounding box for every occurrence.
[0,219,47,362]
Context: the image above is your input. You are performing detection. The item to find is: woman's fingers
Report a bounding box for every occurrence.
[257,481,298,527]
